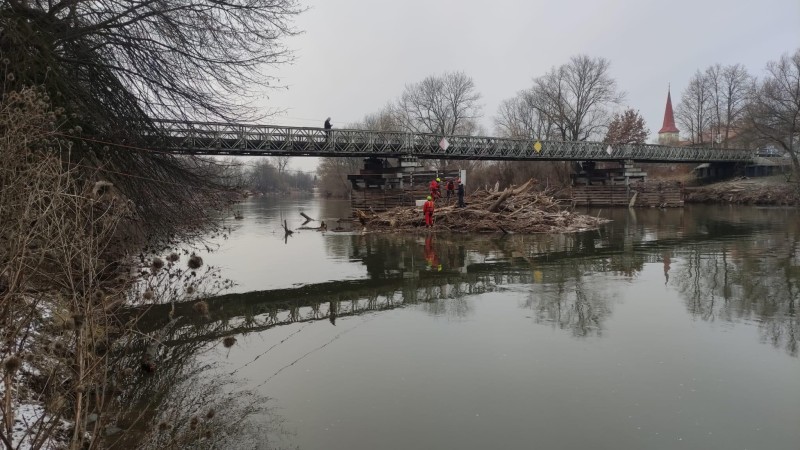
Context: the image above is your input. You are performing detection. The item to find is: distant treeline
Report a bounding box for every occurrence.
[215,157,315,193]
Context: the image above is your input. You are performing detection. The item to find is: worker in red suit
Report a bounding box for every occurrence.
[424,234,442,271]
[429,177,441,199]
[445,178,455,200]
[423,195,435,228]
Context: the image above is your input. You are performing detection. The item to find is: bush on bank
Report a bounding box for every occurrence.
[0,86,262,449]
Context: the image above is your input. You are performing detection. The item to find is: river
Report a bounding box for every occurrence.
[134,196,800,450]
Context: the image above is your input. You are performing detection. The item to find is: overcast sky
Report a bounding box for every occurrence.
[254,0,800,171]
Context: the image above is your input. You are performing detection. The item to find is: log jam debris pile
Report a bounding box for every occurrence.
[355,180,610,233]
[684,178,800,205]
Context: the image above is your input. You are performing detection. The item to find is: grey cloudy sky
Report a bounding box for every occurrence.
[256,0,800,171]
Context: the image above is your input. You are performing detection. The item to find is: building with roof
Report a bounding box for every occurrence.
[658,88,680,145]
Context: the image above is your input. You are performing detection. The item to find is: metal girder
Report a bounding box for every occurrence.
[149,120,755,163]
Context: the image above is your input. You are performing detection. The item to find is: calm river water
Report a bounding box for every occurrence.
[139,196,800,450]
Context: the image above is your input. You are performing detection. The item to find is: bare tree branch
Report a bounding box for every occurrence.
[529,55,624,141]
[391,71,482,136]
[745,49,800,176]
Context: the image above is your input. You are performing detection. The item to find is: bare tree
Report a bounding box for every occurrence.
[391,71,482,136]
[273,156,291,175]
[677,71,714,145]
[1,0,302,125]
[359,107,402,132]
[705,64,725,145]
[604,109,650,145]
[1,1,302,239]
[249,160,280,192]
[494,91,555,139]
[705,64,752,147]
[529,55,624,141]
[720,64,753,146]
[316,157,363,198]
[745,49,800,176]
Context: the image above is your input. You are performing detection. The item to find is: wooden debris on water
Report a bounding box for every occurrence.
[355,179,610,233]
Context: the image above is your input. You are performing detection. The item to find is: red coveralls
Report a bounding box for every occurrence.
[429,180,440,199]
[423,200,435,227]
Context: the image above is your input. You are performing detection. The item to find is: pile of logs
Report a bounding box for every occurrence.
[683,179,800,205]
[355,179,610,233]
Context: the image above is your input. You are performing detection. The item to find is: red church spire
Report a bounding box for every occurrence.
[659,88,679,134]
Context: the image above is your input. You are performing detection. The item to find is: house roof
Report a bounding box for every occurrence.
[659,90,679,134]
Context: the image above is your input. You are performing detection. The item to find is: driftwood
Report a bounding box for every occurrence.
[298,221,327,231]
[488,189,512,213]
[628,192,638,208]
[300,212,314,225]
[282,220,293,236]
[355,180,610,234]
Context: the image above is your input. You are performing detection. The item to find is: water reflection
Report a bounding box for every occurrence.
[131,205,799,357]
[106,327,281,449]
[672,225,800,356]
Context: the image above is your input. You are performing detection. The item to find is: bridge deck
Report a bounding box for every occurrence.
[150,120,755,163]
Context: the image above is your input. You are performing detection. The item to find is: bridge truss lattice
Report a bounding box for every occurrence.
[150,121,754,163]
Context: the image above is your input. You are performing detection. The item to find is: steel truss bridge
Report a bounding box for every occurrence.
[151,120,755,163]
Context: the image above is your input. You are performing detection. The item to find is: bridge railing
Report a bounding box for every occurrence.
[149,120,756,162]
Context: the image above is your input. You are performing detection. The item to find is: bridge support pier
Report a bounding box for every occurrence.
[692,162,740,181]
[347,155,461,212]
[572,160,647,186]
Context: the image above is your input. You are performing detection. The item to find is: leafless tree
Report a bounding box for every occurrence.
[490,91,569,188]
[391,71,482,136]
[677,71,714,145]
[316,157,363,198]
[212,157,250,188]
[360,107,403,132]
[1,0,302,124]
[705,64,752,147]
[249,160,281,192]
[273,156,291,175]
[494,91,555,139]
[745,49,800,176]
[529,55,624,141]
[604,109,650,145]
[1,0,302,239]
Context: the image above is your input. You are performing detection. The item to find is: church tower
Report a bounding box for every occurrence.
[658,88,680,145]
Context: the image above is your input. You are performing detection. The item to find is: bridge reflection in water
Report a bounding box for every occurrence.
[130,206,798,356]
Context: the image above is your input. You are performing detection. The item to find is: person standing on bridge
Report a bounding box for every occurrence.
[423,195,435,228]
[324,117,332,143]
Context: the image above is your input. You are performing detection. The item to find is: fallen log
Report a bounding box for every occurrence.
[488,188,512,213]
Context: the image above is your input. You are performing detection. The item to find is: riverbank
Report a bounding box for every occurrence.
[684,175,800,206]
[0,87,242,450]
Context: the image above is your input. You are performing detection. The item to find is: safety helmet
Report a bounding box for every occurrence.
[427,195,432,200]
[436,178,441,182]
